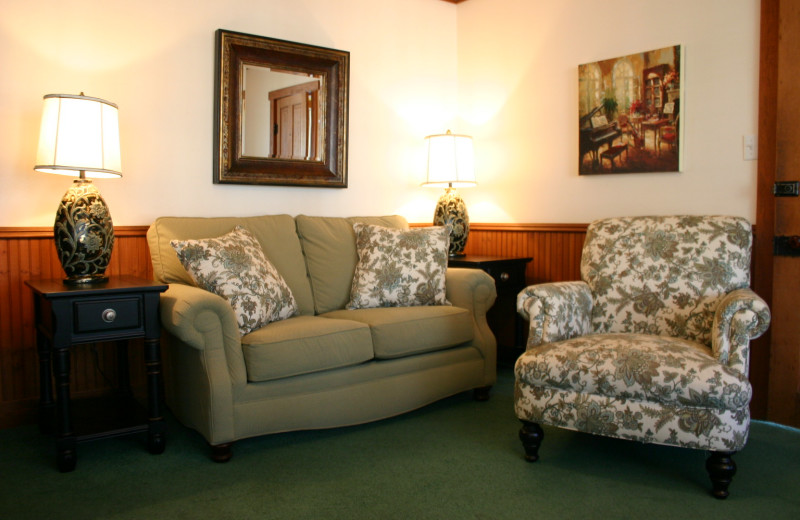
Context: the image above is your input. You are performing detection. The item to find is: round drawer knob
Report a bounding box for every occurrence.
[102,308,117,323]
[500,272,510,282]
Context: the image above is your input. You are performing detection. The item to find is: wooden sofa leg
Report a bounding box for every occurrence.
[706,451,737,499]
[210,443,233,463]
[519,421,544,462]
[473,386,491,401]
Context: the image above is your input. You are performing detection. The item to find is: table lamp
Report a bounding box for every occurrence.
[34,93,122,285]
[422,130,476,256]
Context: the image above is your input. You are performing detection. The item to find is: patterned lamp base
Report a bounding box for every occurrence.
[433,187,469,256]
[54,179,115,285]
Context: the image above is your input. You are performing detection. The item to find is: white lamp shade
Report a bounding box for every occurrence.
[34,94,122,178]
[423,131,476,188]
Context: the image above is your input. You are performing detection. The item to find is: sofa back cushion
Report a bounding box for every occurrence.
[295,215,408,314]
[147,215,315,315]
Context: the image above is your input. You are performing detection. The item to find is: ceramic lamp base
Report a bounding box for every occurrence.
[54,179,115,285]
[433,187,469,256]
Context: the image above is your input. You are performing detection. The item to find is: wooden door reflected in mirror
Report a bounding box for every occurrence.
[269,79,320,160]
[241,65,321,161]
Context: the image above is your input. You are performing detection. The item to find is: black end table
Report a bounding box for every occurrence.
[26,276,168,472]
[448,255,532,365]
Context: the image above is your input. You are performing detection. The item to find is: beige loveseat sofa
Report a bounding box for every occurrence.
[147,214,497,460]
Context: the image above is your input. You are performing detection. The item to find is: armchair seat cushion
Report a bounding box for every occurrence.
[515,333,751,411]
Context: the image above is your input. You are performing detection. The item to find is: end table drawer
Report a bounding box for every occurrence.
[74,297,142,333]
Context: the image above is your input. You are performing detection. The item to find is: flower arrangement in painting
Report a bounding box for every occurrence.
[629,99,644,115]
[664,69,679,88]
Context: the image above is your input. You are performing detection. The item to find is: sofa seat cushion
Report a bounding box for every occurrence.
[515,333,751,411]
[242,315,374,382]
[322,306,473,359]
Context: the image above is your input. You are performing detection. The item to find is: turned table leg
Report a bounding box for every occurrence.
[144,337,166,455]
[53,344,76,472]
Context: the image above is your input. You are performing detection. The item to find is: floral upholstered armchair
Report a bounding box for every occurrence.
[514,216,770,498]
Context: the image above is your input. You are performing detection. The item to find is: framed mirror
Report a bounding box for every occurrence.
[214,29,349,187]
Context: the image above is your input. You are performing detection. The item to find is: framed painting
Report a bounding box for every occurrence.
[578,45,684,175]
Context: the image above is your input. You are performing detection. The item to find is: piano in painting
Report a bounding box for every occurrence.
[579,105,621,170]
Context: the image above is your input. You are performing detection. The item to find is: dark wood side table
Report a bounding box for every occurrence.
[448,255,532,365]
[26,276,168,472]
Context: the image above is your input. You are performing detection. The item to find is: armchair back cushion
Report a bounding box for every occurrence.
[581,216,752,347]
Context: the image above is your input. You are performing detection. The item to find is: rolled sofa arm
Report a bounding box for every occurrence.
[158,283,244,444]
[446,267,497,315]
[159,283,247,386]
[446,267,498,385]
[712,288,771,375]
[517,281,593,348]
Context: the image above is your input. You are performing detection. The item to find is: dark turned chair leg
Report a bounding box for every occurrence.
[210,443,233,463]
[473,386,491,401]
[519,420,544,462]
[706,451,737,499]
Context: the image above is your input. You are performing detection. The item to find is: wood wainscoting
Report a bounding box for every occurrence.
[0,226,153,428]
[461,223,587,284]
[0,223,587,429]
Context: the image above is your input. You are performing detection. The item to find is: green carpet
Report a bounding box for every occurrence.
[1,367,799,519]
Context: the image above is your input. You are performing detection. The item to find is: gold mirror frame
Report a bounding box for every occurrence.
[214,29,349,187]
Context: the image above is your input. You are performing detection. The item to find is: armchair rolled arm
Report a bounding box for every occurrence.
[517,281,593,348]
[712,288,771,375]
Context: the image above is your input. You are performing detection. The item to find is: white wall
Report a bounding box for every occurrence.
[0,0,761,227]
[456,0,762,223]
[0,0,459,226]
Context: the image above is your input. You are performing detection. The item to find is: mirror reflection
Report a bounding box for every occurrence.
[242,65,324,161]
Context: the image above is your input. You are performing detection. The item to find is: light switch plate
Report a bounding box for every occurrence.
[743,134,757,161]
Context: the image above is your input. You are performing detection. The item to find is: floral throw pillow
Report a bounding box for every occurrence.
[170,226,297,335]
[347,224,450,309]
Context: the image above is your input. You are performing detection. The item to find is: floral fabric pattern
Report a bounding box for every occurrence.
[712,288,771,375]
[347,224,449,309]
[517,281,593,346]
[514,380,750,451]
[581,215,752,346]
[515,215,770,453]
[171,226,297,335]
[516,333,751,410]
